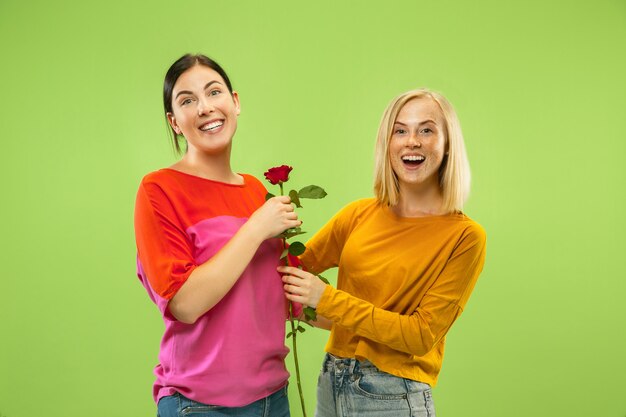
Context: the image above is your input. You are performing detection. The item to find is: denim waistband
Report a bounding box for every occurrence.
[322,353,381,375]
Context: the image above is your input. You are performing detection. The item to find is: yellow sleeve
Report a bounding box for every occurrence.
[315,224,487,357]
[299,200,364,274]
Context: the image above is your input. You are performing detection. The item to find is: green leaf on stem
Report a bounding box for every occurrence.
[303,306,317,322]
[298,185,327,199]
[317,274,330,284]
[265,192,275,201]
[289,189,302,208]
[297,325,306,333]
[288,241,306,256]
[280,228,307,240]
[280,248,289,260]
[286,331,294,338]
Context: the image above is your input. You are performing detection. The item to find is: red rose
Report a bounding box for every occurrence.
[264,165,293,185]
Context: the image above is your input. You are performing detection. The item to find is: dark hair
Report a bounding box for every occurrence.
[163,54,234,154]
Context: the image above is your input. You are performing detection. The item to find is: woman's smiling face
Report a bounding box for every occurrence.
[388,97,447,193]
[167,64,240,156]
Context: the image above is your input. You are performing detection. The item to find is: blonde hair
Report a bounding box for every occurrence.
[373,88,471,213]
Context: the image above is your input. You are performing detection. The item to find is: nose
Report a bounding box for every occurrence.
[197,97,214,116]
[407,131,422,148]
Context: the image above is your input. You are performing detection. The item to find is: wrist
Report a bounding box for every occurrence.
[315,285,332,313]
[240,218,266,246]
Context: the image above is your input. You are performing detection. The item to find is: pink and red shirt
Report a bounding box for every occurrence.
[134,169,291,406]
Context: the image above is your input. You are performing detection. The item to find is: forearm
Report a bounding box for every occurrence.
[168,220,266,323]
[297,309,332,330]
[310,314,332,330]
[314,231,485,355]
[317,287,459,356]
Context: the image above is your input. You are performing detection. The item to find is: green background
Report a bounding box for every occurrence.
[1,0,625,416]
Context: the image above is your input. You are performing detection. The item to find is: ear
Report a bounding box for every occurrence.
[167,112,182,135]
[232,91,241,116]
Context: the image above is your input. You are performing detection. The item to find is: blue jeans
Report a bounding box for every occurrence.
[315,353,436,417]
[157,386,290,417]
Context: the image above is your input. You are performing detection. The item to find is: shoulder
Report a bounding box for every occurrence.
[242,174,266,189]
[139,169,181,190]
[135,170,182,210]
[137,169,187,203]
[325,198,380,233]
[455,214,487,246]
[241,174,268,198]
[338,197,379,217]
[137,169,207,208]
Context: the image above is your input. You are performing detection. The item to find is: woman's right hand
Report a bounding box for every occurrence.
[247,196,301,240]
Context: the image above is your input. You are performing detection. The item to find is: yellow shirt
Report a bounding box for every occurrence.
[300,198,486,387]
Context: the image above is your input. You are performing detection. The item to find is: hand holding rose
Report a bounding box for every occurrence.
[248,196,301,240]
[263,164,327,417]
[278,266,328,308]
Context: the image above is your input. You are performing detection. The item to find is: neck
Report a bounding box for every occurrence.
[393,181,445,217]
[173,147,240,183]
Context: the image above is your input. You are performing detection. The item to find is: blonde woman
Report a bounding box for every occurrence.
[278,89,486,416]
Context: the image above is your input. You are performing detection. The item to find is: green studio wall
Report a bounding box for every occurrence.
[0,0,624,416]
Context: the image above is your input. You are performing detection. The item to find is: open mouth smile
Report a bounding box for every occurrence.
[402,155,425,166]
[199,120,224,132]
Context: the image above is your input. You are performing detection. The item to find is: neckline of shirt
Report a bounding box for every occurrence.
[161,168,248,187]
[380,203,466,223]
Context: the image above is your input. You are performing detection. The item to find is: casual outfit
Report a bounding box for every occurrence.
[156,386,289,417]
[300,198,487,416]
[134,169,291,415]
[315,354,435,417]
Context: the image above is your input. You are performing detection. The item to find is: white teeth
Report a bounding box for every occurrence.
[200,121,223,131]
[402,155,425,161]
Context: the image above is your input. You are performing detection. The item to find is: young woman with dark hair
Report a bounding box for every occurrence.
[135,53,297,417]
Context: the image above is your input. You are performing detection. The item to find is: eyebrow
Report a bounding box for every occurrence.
[174,80,223,99]
[394,119,438,126]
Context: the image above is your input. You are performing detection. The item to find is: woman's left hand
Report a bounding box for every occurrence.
[278,266,328,308]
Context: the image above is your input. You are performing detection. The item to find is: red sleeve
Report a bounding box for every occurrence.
[134,181,198,300]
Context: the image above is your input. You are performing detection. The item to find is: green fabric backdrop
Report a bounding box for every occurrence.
[1,1,625,416]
